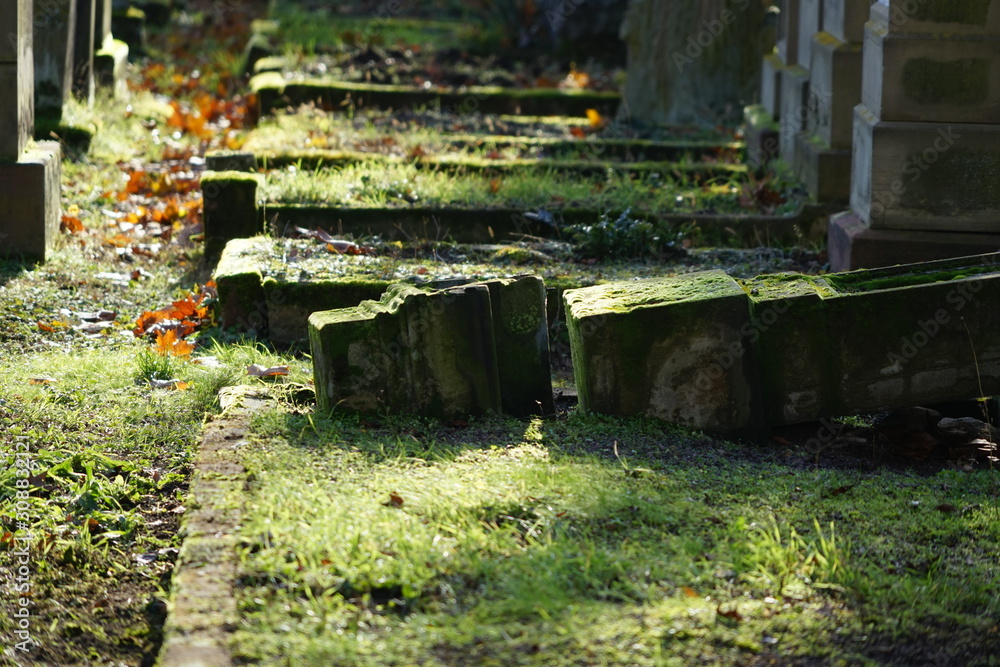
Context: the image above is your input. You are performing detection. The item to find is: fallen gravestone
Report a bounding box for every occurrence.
[565,252,1000,434]
[309,276,553,419]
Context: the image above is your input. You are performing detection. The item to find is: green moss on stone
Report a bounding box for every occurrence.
[902,58,988,106]
[911,0,990,25]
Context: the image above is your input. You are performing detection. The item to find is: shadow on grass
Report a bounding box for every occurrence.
[0,257,32,288]
[226,407,1000,665]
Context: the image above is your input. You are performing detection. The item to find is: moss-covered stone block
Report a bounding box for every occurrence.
[212,238,269,336]
[0,141,62,262]
[94,36,129,98]
[202,171,264,260]
[482,276,554,417]
[742,273,836,425]
[564,272,766,435]
[310,283,502,419]
[251,72,621,117]
[822,254,1000,414]
[564,253,1000,433]
[205,150,257,172]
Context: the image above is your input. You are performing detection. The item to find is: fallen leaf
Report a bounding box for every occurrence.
[29,377,58,385]
[383,492,405,508]
[247,364,290,377]
[155,329,195,357]
[681,586,699,598]
[935,503,958,513]
[585,108,604,127]
[61,215,84,234]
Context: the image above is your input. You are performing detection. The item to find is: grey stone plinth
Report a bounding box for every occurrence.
[795,132,852,201]
[828,210,1000,270]
[874,0,1000,35]
[777,0,802,65]
[796,0,824,68]
[850,104,1000,232]
[310,283,502,419]
[779,65,810,164]
[0,141,62,261]
[744,104,781,170]
[1,0,33,161]
[33,0,77,120]
[863,22,1000,124]
[807,31,863,149]
[73,0,96,104]
[564,272,766,434]
[823,0,873,43]
[761,52,786,117]
[201,171,265,260]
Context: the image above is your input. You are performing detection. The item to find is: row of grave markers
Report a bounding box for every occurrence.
[749,0,1000,270]
[1,0,131,261]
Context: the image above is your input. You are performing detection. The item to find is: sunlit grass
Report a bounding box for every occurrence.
[230,411,1000,665]
[260,161,750,214]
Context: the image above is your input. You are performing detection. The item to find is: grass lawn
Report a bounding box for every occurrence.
[230,409,1000,665]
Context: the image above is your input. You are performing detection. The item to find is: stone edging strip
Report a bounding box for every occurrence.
[156,386,269,667]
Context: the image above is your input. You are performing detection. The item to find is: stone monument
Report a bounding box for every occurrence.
[0,0,63,262]
[829,0,1000,268]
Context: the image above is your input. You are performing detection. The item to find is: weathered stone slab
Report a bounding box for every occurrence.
[1,0,33,161]
[743,104,781,170]
[310,283,502,419]
[824,254,1000,414]
[779,64,810,162]
[823,0,873,42]
[483,276,554,417]
[744,273,835,424]
[564,253,1000,431]
[794,132,852,201]
[796,0,824,69]
[0,142,63,261]
[564,272,766,434]
[760,52,786,118]
[874,0,1000,35]
[776,0,803,65]
[850,104,1000,231]
[807,31,862,149]
[863,23,1000,124]
[33,0,77,119]
[309,276,553,419]
[73,0,96,103]
[202,171,264,260]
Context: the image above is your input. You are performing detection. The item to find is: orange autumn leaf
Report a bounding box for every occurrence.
[61,215,84,234]
[155,329,195,358]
